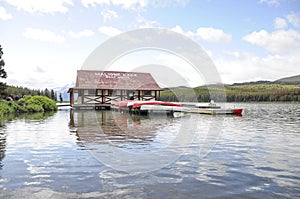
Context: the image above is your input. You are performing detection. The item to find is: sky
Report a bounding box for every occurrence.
[0,0,299,89]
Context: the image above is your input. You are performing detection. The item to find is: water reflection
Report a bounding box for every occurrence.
[0,129,5,169]
[0,104,299,198]
[69,110,203,173]
[0,112,56,171]
[70,110,182,151]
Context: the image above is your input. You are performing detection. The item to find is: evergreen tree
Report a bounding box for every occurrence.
[59,93,63,102]
[50,89,55,101]
[44,88,50,98]
[0,45,7,99]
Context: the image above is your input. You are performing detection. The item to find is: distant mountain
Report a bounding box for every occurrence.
[53,82,74,101]
[273,74,300,85]
[229,74,300,86]
[231,80,271,86]
[163,86,191,90]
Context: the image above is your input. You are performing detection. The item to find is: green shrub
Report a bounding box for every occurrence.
[0,96,57,116]
[26,103,44,112]
[20,96,57,112]
[0,100,19,115]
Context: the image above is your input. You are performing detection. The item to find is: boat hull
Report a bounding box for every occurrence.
[140,105,190,112]
[190,108,243,115]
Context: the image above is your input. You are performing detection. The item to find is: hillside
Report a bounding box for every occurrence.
[274,74,300,85]
[160,73,300,103]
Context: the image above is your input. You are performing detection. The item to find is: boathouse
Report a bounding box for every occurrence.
[68,70,163,109]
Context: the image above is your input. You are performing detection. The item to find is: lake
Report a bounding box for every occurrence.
[0,103,299,198]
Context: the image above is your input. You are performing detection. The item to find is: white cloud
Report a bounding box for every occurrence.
[225,51,241,58]
[274,17,287,29]
[101,9,118,22]
[69,29,94,38]
[215,52,300,84]
[259,0,280,7]
[171,25,184,34]
[35,66,46,73]
[112,0,148,10]
[243,29,300,53]
[195,27,232,43]
[82,0,190,9]
[4,0,73,13]
[23,28,65,43]
[151,0,190,8]
[82,0,148,10]
[6,52,79,89]
[98,26,122,37]
[171,25,232,43]
[136,14,159,28]
[286,12,300,28]
[0,6,12,20]
[107,50,204,87]
[81,0,110,7]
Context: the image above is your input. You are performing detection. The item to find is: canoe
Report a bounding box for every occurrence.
[129,101,185,115]
[128,101,182,109]
[189,108,243,115]
[140,105,190,112]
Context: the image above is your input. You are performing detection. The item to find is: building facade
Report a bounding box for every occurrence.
[68,70,163,108]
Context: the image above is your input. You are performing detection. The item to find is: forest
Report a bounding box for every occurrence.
[160,83,300,102]
[3,85,59,101]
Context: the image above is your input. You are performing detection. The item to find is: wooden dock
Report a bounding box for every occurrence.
[57,103,112,110]
[65,101,243,116]
[71,104,111,110]
[56,102,71,107]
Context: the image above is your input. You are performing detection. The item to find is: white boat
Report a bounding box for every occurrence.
[140,105,190,112]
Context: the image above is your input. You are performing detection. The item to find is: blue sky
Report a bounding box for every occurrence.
[0,0,299,89]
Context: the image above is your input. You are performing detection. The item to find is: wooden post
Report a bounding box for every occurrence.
[156,90,160,100]
[70,89,74,106]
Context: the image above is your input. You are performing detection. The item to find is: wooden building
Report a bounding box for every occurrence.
[68,70,163,109]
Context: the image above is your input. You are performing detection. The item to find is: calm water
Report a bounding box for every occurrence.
[0,103,299,198]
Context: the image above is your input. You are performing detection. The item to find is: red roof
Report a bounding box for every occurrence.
[73,70,163,90]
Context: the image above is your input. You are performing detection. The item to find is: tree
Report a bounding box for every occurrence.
[0,45,7,99]
[50,89,56,101]
[59,93,63,102]
[44,88,50,98]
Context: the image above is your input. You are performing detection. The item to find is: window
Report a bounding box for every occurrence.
[144,90,151,96]
[88,89,96,95]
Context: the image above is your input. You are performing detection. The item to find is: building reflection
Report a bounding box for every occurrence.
[0,112,56,170]
[69,110,176,148]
